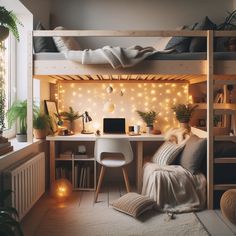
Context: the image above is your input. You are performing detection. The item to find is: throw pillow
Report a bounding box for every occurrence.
[152,141,185,165]
[53,26,81,53]
[33,22,58,53]
[165,24,197,53]
[111,192,156,218]
[179,134,207,174]
[189,16,216,52]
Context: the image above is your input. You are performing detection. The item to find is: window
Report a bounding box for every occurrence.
[2,34,16,138]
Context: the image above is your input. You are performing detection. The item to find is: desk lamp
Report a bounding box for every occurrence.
[80,111,93,134]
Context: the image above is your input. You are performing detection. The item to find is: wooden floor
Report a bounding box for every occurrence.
[22,184,236,236]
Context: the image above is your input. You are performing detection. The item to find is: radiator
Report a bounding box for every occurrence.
[4,152,45,220]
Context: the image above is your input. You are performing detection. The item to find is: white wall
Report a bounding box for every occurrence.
[20,0,51,28]
[50,0,234,48]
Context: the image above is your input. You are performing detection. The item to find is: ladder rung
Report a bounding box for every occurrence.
[214,157,236,163]
[215,110,236,115]
[214,184,236,190]
[215,135,236,142]
[215,80,236,85]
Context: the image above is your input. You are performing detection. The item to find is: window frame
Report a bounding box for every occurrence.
[3,34,16,139]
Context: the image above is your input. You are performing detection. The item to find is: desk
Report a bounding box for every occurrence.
[47,133,165,192]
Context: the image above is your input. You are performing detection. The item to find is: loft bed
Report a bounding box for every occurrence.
[31,30,236,84]
[27,30,236,210]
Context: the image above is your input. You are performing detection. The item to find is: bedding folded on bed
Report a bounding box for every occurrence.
[65,45,159,69]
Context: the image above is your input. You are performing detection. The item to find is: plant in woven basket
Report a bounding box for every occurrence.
[0,6,23,41]
[172,104,198,123]
[33,109,51,139]
[0,189,24,236]
[60,106,80,131]
[136,110,158,127]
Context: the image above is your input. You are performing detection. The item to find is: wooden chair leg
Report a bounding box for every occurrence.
[122,166,131,193]
[94,165,106,203]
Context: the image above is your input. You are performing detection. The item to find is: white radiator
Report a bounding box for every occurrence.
[4,152,45,220]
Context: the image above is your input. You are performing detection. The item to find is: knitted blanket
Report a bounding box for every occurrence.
[142,163,206,213]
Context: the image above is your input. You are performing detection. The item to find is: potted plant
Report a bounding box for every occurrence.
[0,6,22,41]
[6,100,37,142]
[172,103,198,130]
[0,189,24,236]
[60,106,80,132]
[136,110,157,133]
[33,111,50,139]
[218,10,236,51]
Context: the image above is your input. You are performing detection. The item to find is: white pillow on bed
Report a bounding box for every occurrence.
[53,26,81,53]
[152,141,185,165]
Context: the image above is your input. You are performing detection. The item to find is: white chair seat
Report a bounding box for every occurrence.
[100,158,126,167]
[94,138,134,202]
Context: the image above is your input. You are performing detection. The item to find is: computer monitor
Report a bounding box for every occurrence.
[103,118,126,134]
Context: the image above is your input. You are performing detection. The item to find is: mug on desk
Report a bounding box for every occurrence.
[133,125,140,134]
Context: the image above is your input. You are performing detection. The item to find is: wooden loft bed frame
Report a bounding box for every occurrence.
[27,30,236,210]
[32,30,236,84]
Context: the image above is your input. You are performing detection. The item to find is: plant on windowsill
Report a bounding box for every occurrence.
[33,110,50,139]
[0,189,24,236]
[136,110,158,134]
[172,103,198,131]
[0,6,22,41]
[6,100,37,142]
[59,106,80,133]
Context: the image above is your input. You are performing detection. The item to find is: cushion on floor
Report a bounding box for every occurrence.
[111,192,156,218]
[220,189,236,225]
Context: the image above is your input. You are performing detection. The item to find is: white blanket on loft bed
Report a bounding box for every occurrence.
[65,46,161,69]
[142,163,206,213]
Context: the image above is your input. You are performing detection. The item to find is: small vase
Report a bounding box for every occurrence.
[67,121,75,132]
[16,134,27,142]
[146,125,153,134]
[33,129,47,139]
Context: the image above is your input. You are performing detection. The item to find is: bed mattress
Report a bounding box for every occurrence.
[34,52,236,61]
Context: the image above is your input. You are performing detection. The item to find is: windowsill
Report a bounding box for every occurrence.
[0,138,45,161]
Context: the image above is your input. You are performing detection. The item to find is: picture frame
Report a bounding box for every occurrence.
[45,100,59,133]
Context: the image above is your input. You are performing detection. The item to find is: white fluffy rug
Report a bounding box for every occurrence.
[35,206,209,236]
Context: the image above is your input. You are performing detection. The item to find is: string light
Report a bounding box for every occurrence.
[57,82,188,132]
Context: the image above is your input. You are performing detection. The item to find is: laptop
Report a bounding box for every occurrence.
[103,118,126,134]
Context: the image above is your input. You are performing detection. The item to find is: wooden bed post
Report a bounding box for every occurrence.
[27,31,33,142]
[207,30,214,209]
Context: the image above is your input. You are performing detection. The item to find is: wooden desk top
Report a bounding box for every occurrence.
[46,133,165,142]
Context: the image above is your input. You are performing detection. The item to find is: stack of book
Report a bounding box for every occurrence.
[0,136,13,155]
[74,164,91,188]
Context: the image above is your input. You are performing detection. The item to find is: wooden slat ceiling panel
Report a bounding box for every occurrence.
[41,74,211,83]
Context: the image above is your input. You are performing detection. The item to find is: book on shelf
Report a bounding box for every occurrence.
[75,164,91,188]
[59,150,73,159]
[214,90,224,103]
[73,154,89,159]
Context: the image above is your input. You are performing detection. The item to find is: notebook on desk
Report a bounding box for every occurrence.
[103,118,126,134]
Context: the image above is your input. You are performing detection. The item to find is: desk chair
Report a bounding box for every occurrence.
[94,138,133,202]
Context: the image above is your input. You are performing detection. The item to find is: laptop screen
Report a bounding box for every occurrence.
[103,118,126,134]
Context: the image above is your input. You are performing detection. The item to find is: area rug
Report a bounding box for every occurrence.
[34,206,209,236]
